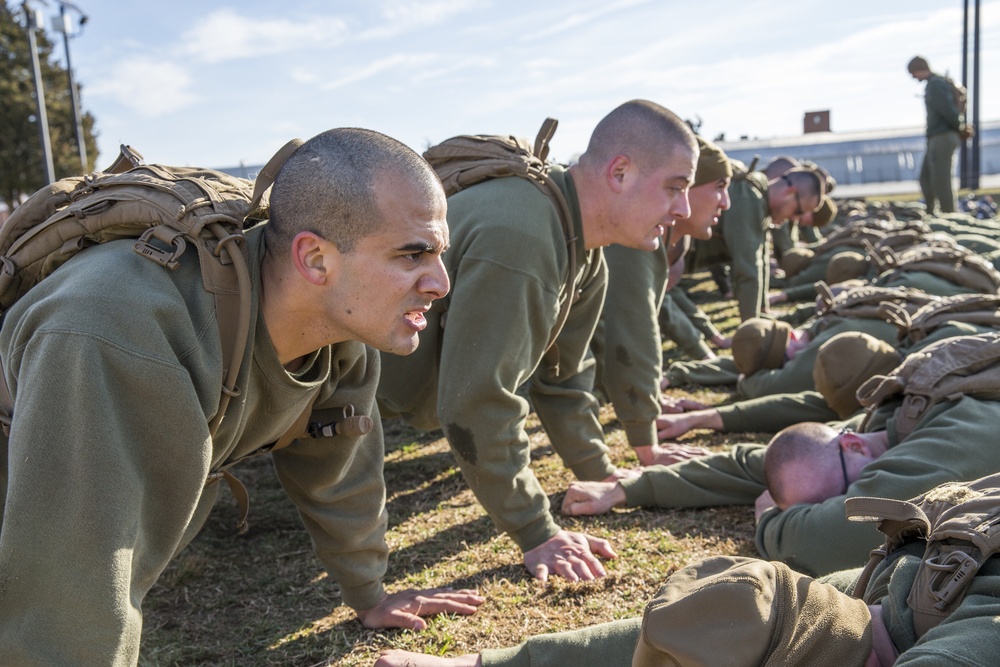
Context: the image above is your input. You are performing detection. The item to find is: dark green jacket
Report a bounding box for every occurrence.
[924,73,961,137]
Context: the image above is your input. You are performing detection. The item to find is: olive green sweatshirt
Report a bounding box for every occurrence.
[0,228,390,666]
[595,240,688,448]
[689,173,771,320]
[378,167,615,552]
[924,72,962,137]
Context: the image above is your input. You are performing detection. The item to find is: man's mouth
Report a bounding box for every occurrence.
[404,309,428,331]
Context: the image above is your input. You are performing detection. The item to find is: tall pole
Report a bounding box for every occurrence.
[24,1,55,185]
[971,0,981,189]
[959,0,970,189]
[58,2,88,171]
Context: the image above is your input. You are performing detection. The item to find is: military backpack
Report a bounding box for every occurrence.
[0,140,302,437]
[883,292,1000,343]
[814,282,939,326]
[875,243,1000,295]
[855,331,1000,441]
[0,140,369,533]
[422,118,578,357]
[846,471,1000,639]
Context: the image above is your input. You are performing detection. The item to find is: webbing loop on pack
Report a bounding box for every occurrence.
[134,227,187,270]
[926,551,978,609]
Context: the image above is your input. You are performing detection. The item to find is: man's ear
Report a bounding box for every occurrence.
[291,231,337,286]
[606,155,632,193]
[840,431,869,455]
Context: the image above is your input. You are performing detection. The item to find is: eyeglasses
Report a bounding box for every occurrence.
[836,428,852,495]
[781,174,804,216]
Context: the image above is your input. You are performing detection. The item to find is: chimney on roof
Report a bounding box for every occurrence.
[804,110,831,133]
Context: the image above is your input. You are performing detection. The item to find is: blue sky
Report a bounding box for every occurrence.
[16,0,1000,169]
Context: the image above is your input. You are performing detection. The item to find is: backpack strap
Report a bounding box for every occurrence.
[205,139,301,436]
[533,118,558,163]
[846,496,929,599]
[250,138,304,212]
[103,144,145,174]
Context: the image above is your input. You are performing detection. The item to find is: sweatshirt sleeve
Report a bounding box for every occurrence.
[0,329,215,666]
[271,345,388,612]
[597,245,667,448]
[664,357,740,387]
[530,254,616,476]
[481,618,640,667]
[721,183,768,320]
[620,444,767,508]
[669,288,722,340]
[718,392,839,433]
[434,233,574,552]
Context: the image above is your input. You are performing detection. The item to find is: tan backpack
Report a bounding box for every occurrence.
[846,472,1000,638]
[814,281,938,325]
[855,331,1000,441]
[0,141,301,437]
[865,230,957,272]
[422,118,579,357]
[0,140,335,534]
[809,221,889,257]
[875,243,1000,294]
[883,292,1000,343]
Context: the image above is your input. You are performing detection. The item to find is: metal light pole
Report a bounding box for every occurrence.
[54,1,88,171]
[960,0,970,189]
[23,0,55,184]
[971,0,981,190]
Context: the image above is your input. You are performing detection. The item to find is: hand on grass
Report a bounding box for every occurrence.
[561,481,627,516]
[659,397,709,414]
[709,334,733,349]
[755,490,777,523]
[636,443,711,466]
[523,530,617,582]
[357,587,485,631]
[375,650,481,667]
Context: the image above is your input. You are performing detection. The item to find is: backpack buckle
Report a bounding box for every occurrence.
[133,226,187,270]
[926,550,978,609]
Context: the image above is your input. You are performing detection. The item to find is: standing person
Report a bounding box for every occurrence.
[907,55,964,214]
[0,129,485,666]
[593,136,732,465]
[377,100,698,582]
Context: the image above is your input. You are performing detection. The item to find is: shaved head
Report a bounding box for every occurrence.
[266,128,442,256]
[764,423,845,509]
[578,99,697,173]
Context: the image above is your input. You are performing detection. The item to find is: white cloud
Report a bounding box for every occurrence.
[520,0,652,42]
[321,53,437,90]
[179,8,350,63]
[360,0,490,40]
[87,58,198,117]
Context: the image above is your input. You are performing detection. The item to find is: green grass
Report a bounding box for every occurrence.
[138,273,765,666]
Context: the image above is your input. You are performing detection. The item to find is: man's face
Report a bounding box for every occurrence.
[794,209,815,227]
[325,172,450,355]
[673,177,732,240]
[771,178,820,226]
[910,68,931,82]
[613,147,696,251]
[785,329,810,360]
